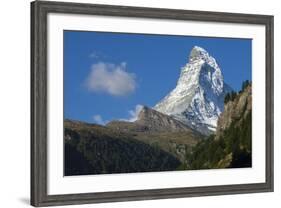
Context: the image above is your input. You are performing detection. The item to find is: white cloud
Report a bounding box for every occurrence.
[92,114,105,125]
[85,62,136,96]
[93,105,143,125]
[118,104,143,122]
[128,104,144,122]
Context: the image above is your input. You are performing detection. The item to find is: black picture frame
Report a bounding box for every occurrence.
[31,0,274,207]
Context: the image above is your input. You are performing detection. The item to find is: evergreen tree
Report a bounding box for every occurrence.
[242,80,250,91]
[224,93,231,104]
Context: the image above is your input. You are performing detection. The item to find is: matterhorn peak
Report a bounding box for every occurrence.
[187,46,218,69]
[154,46,232,135]
[189,46,208,60]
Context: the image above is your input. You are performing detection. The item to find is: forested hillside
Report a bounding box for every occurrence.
[185,82,252,169]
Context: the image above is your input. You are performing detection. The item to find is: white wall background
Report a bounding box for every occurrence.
[0,0,279,207]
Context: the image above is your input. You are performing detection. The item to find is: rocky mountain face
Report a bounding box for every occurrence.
[108,106,194,133]
[136,106,192,131]
[215,85,252,140]
[187,84,252,169]
[154,46,232,135]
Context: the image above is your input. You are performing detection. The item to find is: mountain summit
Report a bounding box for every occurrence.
[154,46,232,135]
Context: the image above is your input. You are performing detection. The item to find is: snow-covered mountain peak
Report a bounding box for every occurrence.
[189,46,208,60]
[188,46,218,69]
[154,46,232,135]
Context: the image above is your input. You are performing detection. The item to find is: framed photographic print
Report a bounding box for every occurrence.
[31,0,274,207]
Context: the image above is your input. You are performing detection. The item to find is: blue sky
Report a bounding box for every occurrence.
[64,31,252,124]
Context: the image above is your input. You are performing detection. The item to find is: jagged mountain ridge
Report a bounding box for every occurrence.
[154,46,232,135]
[137,106,200,132]
[107,106,195,133]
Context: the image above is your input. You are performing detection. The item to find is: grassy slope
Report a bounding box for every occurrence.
[107,119,204,164]
[132,131,202,164]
